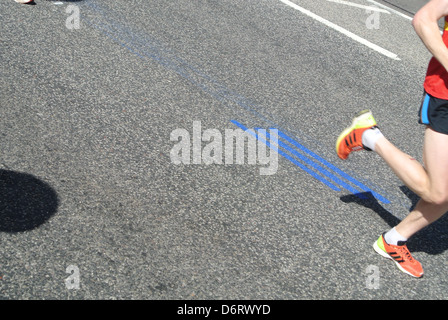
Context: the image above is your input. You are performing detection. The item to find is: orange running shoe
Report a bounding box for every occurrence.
[336,110,378,160]
[373,234,424,278]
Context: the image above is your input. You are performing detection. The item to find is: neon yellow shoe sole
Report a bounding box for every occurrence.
[336,110,377,160]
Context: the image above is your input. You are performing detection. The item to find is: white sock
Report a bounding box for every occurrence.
[362,127,383,151]
[384,227,408,245]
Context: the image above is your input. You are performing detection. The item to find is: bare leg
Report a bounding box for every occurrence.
[374,127,448,238]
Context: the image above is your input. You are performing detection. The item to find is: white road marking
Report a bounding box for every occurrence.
[365,0,413,21]
[278,0,401,60]
[326,0,390,14]
[366,0,442,34]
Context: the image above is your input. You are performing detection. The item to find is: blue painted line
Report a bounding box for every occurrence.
[81,2,282,129]
[80,2,391,204]
[252,125,389,203]
[231,120,341,191]
[276,130,390,204]
[257,129,365,197]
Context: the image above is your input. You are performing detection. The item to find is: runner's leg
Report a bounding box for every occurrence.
[374,135,430,200]
[374,127,448,238]
[394,127,448,238]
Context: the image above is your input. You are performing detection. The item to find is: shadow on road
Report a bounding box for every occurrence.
[21,0,85,4]
[340,186,448,256]
[0,169,59,233]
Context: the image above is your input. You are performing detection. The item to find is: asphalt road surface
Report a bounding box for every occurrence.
[1,0,447,300]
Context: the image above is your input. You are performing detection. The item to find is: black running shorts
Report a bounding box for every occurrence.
[419,91,448,135]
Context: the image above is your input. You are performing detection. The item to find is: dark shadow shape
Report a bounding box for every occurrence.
[0,169,59,233]
[398,185,420,211]
[341,191,401,229]
[23,1,85,5]
[340,189,448,255]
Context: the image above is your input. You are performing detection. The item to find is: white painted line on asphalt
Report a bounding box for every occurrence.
[278,0,401,60]
[366,0,413,21]
[327,0,390,14]
[366,1,442,34]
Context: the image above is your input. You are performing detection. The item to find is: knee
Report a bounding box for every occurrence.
[423,191,448,207]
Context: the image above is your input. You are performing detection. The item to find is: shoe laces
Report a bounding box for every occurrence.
[397,245,414,262]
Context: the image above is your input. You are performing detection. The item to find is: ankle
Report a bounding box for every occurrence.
[362,127,384,151]
[384,227,408,245]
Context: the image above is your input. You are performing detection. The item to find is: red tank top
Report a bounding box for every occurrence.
[423,17,448,100]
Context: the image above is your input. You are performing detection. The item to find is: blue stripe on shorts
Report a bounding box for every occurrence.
[421,93,431,125]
